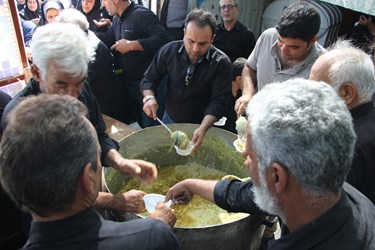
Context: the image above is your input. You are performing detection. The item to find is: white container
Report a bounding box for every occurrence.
[143,194,172,213]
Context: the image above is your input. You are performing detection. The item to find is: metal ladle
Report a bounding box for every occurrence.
[156,117,193,156]
[156,117,173,135]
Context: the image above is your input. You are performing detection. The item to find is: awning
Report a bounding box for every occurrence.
[321,0,375,16]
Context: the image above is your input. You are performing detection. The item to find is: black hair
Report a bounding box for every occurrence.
[275,1,320,42]
[185,8,217,37]
[232,57,246,80]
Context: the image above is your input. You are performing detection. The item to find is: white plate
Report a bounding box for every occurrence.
[143,194,172,213]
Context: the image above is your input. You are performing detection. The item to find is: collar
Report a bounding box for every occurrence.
[350,101,374,120]
[178,42,211,64]
[269,190,350,249]
[218,20,239,31]
[270,41,319,74]
[27,208,102,245]
[119,0,135,20]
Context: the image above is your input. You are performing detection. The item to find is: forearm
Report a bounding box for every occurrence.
[185,179,218,203]
[128,40,144,51]
[93,192,125,211]
[104,149,123,171]
[142,90,155,98]
[242,65,256,97]
[199,115,217,132]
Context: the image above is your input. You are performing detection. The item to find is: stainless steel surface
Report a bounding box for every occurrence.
[104,124,265,250]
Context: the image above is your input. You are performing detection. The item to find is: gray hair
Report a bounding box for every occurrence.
[247,79,356,195]
[0,95,98,217]
[30,22,94,80]
[56,8,89,33]
[327,40,375,104]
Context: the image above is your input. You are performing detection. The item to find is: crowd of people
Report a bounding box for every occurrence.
[0,0,374,249]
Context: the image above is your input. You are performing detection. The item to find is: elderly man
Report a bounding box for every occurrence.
[212,0,255,62]
[56,9,126,124]
[0,22,158,245]
[141,9,232,152]
[235,1,325,115]
[166,79,375,249]
[1,22,156,183]
[310,41,375,204]
[0,94,179,249]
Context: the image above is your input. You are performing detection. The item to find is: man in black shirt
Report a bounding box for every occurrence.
[0,94,179,250]
[213,0,255,62]
[1,23,157,185]
[141,9,232,152]
[0,23,159,246]
[165,79,375,249]
[310,40,375,204]
[98,0,169,128]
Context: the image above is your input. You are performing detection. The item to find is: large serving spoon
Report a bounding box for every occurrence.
[156,117,173,134]
[156,117,193,156]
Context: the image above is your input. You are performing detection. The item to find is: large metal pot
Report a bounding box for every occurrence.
[104,124,265,250]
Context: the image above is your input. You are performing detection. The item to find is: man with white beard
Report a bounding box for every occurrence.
[165,79,375,249]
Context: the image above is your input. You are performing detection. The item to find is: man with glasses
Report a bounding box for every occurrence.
[235,1,326,116]
[213,0,255,62]
[141,9,232,152]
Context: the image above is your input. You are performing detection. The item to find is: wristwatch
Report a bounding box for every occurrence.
[143,95,155,104]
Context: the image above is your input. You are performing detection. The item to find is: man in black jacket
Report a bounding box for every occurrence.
[213,0,255,62]
[165,79,375,249]
[141,9,232,152]
[0,94,179,250]
[0,22,160,247]
[310,40,375,204]
[98,0,169,128]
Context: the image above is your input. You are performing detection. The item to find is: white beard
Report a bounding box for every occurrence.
[253,168,284,220]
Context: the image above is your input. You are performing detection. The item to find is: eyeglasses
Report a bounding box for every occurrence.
[219,4,238,10]
[185,64,196,86]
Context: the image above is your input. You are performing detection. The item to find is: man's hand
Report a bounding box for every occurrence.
[105,150,157,185]
[165,179,194,205]
[165,179,217,204]
[235,94,252,117]
[237,65,256,116]
[111,39,143,54]
[120,159,158,185]
[191,126,206,153]
[191,115,217,153]
[93,18,112,28]
[143,97,158,119]
[117,189,146,213]
[149,202,177,227]
[93,190,146,213]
